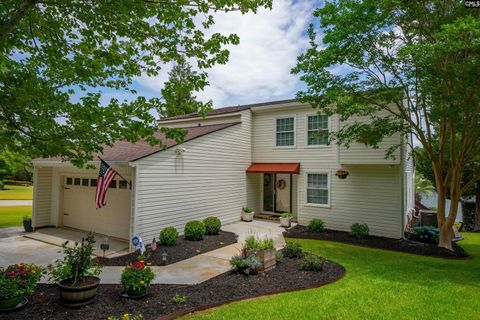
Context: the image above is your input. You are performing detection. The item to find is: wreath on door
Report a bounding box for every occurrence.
[276,179,287,190]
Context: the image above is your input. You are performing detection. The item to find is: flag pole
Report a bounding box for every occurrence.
[97,156,131,186]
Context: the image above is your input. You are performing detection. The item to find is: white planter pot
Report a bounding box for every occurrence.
[279,217,292,228]
[241,211,254,222]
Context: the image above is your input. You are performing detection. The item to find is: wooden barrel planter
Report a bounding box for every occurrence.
[248,248,276,272]
[58,276,100,308]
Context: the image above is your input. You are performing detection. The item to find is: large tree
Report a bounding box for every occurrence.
[160,58,209,118]
[0,0,271,166]
[416,145,480,231]
[293,0,480,249]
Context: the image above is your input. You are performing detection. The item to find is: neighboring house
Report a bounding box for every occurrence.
[32,99,415,248]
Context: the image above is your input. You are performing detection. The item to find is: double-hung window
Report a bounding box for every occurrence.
[276,117,295,147]
[306,173,329,206]
[307,115,329,146]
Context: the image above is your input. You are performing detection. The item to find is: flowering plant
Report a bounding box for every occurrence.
[335,169,349,178]
[120,260,155,295]
[0,263,43,299]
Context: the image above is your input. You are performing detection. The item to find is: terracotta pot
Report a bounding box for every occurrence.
[0,295,23,310]
[241,210,254,222]
[58,276,100,308]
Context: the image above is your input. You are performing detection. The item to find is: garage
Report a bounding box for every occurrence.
[62,175,131,239]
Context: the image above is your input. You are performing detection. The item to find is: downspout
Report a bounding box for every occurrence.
[32,166,38,230]
[128,162,138,252]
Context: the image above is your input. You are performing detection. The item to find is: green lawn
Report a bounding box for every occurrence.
[185,233,480,320]
[0,206,32,228]
[0,185,33,200]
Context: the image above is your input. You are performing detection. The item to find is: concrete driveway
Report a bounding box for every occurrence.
[0,233,64,267]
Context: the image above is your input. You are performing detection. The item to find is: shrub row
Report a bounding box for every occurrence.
[307,219,370,239]
[158,216,222,246]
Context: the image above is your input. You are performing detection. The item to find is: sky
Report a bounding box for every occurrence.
[115,0,320,110]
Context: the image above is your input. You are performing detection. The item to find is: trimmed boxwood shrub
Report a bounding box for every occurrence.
[203,217,221,235]
[300,254,326,271]
[159,227,179,246]
[282,240,304,258]
[349,223,370,239]
[307,219,325,233]
[184,220,205,241]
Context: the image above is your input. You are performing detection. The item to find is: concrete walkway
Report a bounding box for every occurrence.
[0,220,286,285]
[99,220,287,285]
[0,200,32,206]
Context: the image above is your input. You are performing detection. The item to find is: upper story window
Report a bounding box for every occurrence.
[306,173,329,206]
[307,115,329,146]
[276,117,295,147]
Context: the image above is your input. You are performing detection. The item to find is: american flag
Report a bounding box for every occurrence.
[95,159,118,209]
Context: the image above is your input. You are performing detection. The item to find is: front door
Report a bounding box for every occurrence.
[262,173,291,214]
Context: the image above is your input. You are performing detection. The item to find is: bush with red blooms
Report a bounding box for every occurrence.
[120,260,155,296]
[0,263,44,300]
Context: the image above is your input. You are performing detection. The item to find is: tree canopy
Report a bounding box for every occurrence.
[0,0,271,166]
[160,58,209,118]
[293,0,480,249]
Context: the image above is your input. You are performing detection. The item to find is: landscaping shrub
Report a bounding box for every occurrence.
[120,260,155,296]
[307,219,325,233]
[184,220,205,241]
[203,216,221,235]
[229,255,261,275]
[244,235,274,250]
[0,263,44,301]
[171,294,188,304]
[349,223,370,239]
[159,227,179,246]
[300,254,326,271]
[412,226,439,244]
[282,240,304,258]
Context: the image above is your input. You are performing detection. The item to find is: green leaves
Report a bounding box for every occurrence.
[0,0,272,166]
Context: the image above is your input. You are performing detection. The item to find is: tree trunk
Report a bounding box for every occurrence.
[475,181,480,232]
[436,189,453,250]
[438,224,453,250]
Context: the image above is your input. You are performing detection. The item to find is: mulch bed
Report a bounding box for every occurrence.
[0,257,345,320]
[284,225,469,259]
[95,231,238,266]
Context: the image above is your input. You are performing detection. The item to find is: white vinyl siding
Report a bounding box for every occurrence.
[246,173,261,214]
[133,110,252,241]
[275,117,295,147]
[338,108,401,164]
[299,165,403,238]
[306,173,329,206]
[252,104,403,238]
[32,167,53,228]
[307,115,329,145]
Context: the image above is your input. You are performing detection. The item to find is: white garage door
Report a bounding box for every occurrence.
[62,176,131,239]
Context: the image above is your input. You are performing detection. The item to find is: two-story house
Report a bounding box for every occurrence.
[32,99,414,248]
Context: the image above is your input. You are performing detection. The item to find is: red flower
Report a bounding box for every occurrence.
[21,279,27,285]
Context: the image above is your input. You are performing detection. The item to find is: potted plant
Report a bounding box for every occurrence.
[120,260,155,298]
[335,169,349,179]
[241,207,254,222]
[279,212,293,228]
[48,232,102,307]
[244,236,276,272]
[0,263,43,311]
[22,216,33,232]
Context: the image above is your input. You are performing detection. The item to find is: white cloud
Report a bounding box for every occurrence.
[135,0,315,108]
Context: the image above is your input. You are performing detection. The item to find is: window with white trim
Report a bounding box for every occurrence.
[306,173,329,205]
[276,117,295,147]
[307,115,328,145]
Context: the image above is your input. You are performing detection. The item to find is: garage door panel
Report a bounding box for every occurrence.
[63,179,131,239]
